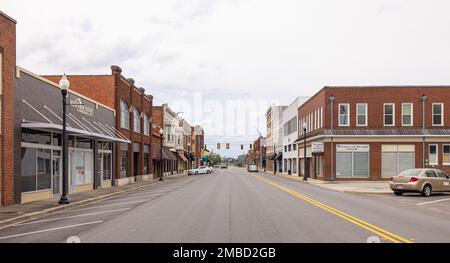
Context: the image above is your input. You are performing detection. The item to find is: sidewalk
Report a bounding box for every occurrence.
[0,174,186,228]
[265,172,392,194]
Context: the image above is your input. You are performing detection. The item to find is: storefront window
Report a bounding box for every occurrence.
[22,129,51,145]
[382,146,415,178]
[429,144,438,165]
[443,145,450,165]
[21,148,52,192]
[75,151,93,185]
[336,145,369,178]
[120,151,129,178]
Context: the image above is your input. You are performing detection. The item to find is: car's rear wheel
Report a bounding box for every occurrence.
[393,191,403,196]
[422,184,432,197]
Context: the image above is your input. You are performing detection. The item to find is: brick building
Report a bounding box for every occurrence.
[192,125,205,167]
[44,66,154,186]
[0,11,16,206]
[296,86,450,181]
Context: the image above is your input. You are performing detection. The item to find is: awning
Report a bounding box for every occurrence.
[164,148,178,160]
[22,121,130,144]
[274,152,283,160]
[177,152,188,162]
[268,153,277,160]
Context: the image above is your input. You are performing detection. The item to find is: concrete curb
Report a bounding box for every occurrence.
[0,176,182,229]
[264,172,392,195]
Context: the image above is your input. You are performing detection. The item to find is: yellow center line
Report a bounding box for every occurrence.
[250,174,412,243]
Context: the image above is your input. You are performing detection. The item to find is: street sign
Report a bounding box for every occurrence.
[312,142,324,153]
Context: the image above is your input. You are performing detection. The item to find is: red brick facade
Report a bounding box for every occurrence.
[43,66,154,182]
[0,11,16,206]
[298,86,450,181]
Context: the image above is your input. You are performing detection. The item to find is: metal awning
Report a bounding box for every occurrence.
[22,121,130,144]
[268,153,277,160]
[164,148,178,160]
[177,152,188,162]
[274,152,283,160]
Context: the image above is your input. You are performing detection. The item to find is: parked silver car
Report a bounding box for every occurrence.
[390,168,450,197]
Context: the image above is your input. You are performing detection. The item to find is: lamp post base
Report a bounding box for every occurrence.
[159,177,164,182]
[59,196,70,205]
[303,177,308,181]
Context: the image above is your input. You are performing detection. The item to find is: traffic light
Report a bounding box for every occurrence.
[250,144,253,149]
[217,143,221,150]
[241,145,244,150]
[226,143,230,150]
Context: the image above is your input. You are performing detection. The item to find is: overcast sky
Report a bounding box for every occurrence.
[3,0,450,157]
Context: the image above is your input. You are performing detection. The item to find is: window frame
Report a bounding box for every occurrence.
[429,144,439,165]
[133,108,141,133]
[401,103,413,127]
[120,100,130,130]
[443,144,450,166]
[432,103,444,126]
[384,103,395,127]
[338,103,350,127]
[356,103,368,127]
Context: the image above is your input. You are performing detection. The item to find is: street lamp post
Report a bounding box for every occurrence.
[159,128,164,181]
[303,122,308,181]
[59,75,70,205]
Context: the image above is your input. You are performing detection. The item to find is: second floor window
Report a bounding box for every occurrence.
[339,104,350,126]
[432,103,444,126]
[134,109,141,133]
[143,114,150,136]
[402,103,413,126]
[356,103,367,126]
[384,103,395,126]
[120,100,130,129]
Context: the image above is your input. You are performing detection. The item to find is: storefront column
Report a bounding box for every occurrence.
[93,139,100,189]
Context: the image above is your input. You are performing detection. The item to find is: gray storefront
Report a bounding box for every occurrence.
[14,67,130,204]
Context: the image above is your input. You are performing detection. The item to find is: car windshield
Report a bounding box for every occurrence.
[399,169,422,177]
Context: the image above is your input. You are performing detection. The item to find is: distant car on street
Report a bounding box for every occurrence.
[390,168,450,197]
[220,164,228,169]
[247,164,258,173]
[188,166,213,175]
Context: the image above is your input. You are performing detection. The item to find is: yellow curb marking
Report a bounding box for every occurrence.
[250,174,412,244]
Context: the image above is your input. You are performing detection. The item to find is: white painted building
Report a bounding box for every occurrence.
[282,97,309,176]
[266,104,286,173]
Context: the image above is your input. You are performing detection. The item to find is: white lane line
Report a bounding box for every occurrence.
[417,198,450,206]
[107,193,163,202]
[58,200,147,213]
[14,208,130,226]
[124,191,171,197]
[0,221,103,240]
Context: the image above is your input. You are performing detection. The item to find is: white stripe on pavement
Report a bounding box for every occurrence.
[108,193,164,202]
[417,198,450,206]
[124,190,171,197]
[59,200,147,213]
[0,221,103,240]
[14,208,130,226]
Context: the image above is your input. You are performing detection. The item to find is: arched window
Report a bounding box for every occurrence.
[120,100,130,129]
[134,108,141,133]
[143,113,150,136]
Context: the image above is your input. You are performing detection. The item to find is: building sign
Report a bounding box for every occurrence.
[312,142,324,153]
[71,98,94,117]
[336,144,370,152]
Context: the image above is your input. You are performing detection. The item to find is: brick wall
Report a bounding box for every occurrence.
[0,11,16,206]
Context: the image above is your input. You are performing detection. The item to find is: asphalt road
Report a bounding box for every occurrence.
[1,167,450,243]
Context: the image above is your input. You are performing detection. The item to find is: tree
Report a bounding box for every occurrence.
[209,153,222,166]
